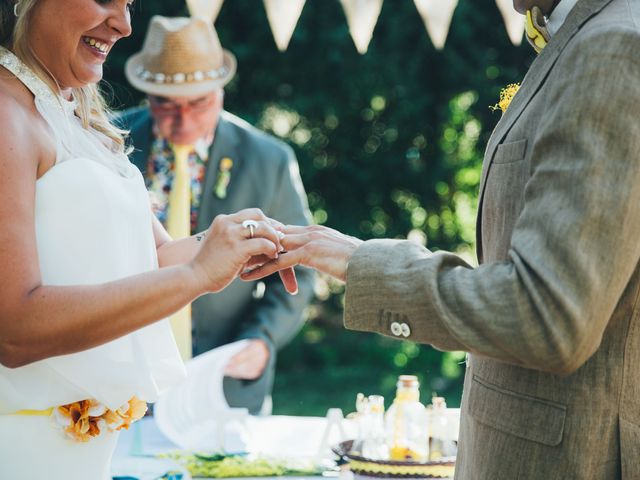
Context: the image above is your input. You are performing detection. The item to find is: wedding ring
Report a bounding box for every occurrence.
[242,219,259,239]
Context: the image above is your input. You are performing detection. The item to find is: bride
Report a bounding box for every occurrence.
[0,0,296,478]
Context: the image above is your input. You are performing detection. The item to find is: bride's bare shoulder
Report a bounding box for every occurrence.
[0,65,55,175]
[0,64,40,122]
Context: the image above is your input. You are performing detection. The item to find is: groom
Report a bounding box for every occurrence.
[246,0,640,477]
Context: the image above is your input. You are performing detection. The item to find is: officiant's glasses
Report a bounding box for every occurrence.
[149,94,216,117]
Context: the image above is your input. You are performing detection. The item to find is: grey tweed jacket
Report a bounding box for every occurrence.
[343,0,640,478]
[117,108,315,415]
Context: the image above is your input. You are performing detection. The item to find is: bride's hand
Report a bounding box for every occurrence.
[241,225,363,283]
[189,209,285,293]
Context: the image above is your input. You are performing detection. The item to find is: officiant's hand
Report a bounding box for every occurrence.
[190,209,285,293]
[241,225,363,283]
[224,339,270,380]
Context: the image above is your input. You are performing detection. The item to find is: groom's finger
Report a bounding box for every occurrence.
[280,233,316,251]
[279,224,332,235]
[278,267,298,294]
[242,259,299,294]
[241,250,304,281]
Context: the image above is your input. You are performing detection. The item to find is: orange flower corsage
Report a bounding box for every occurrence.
[53,396,147,442]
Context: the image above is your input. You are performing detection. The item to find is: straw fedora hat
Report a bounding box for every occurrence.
[125,16,236,97]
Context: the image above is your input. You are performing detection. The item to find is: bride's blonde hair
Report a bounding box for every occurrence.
[0,0,128,153]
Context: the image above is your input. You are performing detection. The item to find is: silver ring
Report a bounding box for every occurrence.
[241,219,259,239]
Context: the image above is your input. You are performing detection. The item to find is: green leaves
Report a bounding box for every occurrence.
[162,453,321,478]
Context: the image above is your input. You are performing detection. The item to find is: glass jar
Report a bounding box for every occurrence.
[385,375,429,461]
[362,395,388,460]
[429,396,457,460]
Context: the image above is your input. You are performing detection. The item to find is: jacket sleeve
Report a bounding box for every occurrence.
[233,143,315,350]
[344,29,640,376]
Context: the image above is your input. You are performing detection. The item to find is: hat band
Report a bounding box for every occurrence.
[135,65,228,85]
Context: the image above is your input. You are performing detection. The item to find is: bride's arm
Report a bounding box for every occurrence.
[152,215,209,268]
[0,99,281,369]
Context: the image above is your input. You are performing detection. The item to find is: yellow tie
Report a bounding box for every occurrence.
[525,6,550,54]
[167,144,193,361]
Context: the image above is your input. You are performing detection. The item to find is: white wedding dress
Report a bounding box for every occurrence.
[0,48,186,479]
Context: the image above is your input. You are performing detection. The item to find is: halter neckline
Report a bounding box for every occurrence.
[0,46,77,117]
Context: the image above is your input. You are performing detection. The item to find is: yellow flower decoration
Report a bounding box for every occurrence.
[53,396,147,443]
[490,83,521,114]
[220,157,233,171]
[214,157,233,199]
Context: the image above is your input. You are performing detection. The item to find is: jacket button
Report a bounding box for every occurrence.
[390,321,402,336]
[400,323,411,338]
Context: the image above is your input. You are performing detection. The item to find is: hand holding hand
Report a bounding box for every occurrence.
[189,209,284,293]
[224,339,270,380]
[242,224,363,283]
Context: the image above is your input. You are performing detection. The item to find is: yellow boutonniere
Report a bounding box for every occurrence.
[490,83,521,114]
[214,157,233,199]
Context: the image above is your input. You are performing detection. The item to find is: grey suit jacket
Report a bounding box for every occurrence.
[343,0,640,478]
[118,108,315,414]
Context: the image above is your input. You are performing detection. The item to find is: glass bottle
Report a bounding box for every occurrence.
[429,396,457,460]
[429,396,446,460]
[352,392,369,455]
[362,395,388,460]
[385,375,429,461]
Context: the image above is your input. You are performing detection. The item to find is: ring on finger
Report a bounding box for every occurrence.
[241,219,259,239]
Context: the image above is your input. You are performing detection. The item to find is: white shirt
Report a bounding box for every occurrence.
[547,0,581,36]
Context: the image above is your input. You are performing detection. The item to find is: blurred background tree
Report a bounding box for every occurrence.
[104,0,534,416]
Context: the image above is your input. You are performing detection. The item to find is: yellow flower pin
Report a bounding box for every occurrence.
[490,83,520,114]
[214,157,233,198]
[220,157,233,171]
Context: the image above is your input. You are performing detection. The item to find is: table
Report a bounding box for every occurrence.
[112,411,458,480]
[112,415,355,479]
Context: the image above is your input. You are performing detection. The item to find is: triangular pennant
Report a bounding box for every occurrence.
[495,0,525,45]
[340,0,384,54]
[414,0,458,50]
[263,0,306,51]
[186,0,225,23]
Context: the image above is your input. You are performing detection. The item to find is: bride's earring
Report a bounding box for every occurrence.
[14,1,20,17]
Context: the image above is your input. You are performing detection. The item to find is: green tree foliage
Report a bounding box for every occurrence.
[105,0,534,415]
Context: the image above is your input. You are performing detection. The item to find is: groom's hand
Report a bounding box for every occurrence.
[242,225,363,283]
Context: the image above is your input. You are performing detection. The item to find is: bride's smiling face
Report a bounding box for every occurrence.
[27,0,133,90]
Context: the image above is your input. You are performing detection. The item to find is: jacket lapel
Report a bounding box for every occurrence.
[197,114,243,232]
[475,0,613,261]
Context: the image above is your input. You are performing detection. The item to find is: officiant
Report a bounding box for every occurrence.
[118,16,314,415]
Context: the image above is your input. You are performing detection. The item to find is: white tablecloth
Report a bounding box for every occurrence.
[112,415,355,479]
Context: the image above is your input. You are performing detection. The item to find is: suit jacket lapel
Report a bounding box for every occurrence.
[197,114,243,232]
[475,0,613,261]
